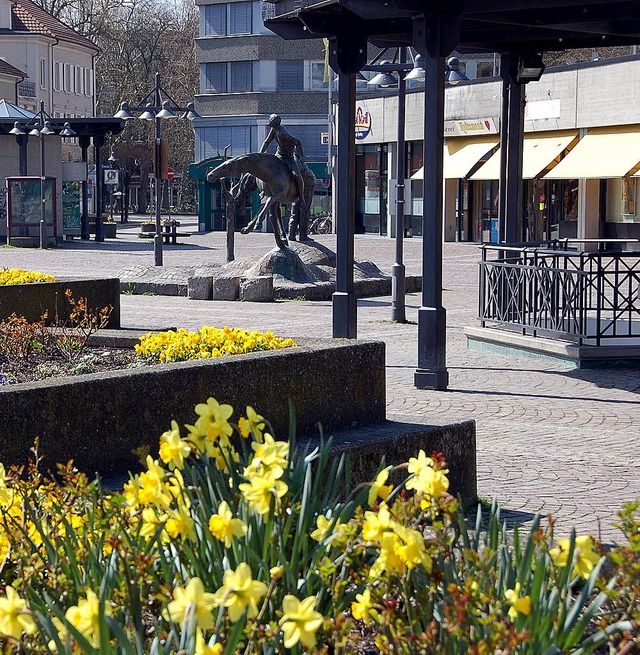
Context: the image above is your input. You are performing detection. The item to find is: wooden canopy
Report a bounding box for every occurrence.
[265,0,640,52]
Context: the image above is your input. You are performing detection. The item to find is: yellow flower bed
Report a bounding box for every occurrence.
[0,268,55,285]
[135,326,296,363]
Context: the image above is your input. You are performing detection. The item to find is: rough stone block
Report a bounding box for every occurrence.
[188,276,213,300]
[212,276,240,301]
[240,276,273,302]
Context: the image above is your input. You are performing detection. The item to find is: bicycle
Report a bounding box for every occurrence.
[308,212,333,235]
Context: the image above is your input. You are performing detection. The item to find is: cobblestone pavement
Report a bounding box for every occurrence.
[2,217,639,542]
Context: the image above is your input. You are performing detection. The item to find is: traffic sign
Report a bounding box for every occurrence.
[167,167,175,180]
[104,169,119,185]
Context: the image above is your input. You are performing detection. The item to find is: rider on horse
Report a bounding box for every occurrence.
[260,114,306,209]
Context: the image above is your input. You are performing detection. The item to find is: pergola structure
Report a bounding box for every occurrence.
[264,0,640,390]
[1,117,124,242]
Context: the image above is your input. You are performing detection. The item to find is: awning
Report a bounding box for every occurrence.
[470,131,579,180]
[410,136,498,180]
[544,125,640,179]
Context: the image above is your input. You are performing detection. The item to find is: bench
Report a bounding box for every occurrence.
[138,221,192,244]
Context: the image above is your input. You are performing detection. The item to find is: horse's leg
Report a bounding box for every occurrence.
[241,197,268,234]
[299,186,314,241]
[270,204,288,249]
[288,202,299,241]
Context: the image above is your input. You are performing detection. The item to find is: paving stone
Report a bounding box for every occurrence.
[4,219,639,543]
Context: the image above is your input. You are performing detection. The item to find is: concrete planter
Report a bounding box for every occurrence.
[0,278,121,327]
[0,335,477,504]
[103,223,118,239]
[0,339,386,477]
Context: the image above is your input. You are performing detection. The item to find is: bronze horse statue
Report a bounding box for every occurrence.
[206,153,315,248]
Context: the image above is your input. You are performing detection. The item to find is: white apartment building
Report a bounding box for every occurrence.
[0,0,97,118]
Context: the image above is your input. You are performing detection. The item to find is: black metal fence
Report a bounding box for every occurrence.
[479,240,640,345]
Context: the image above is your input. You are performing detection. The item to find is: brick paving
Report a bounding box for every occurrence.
[2,217,639,542]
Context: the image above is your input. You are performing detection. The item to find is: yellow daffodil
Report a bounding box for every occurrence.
[164,578,217,630]
[194,398,234,441]
[505,582,531,620]
[368,468,393,507]
[0,586,36,640]
[239,472,288,516]
[0,463,11,507]
[279,595,323,649]
[351,589,379,625]
[369,531,407,578]
[159,420,192,470]
[550,535,600,579]
[393,523,433,572]
[310,514,345,542]
[212,563,268,623]
[270,566,284,581]
[139,507,166,540]
[247,434,289,479]
[406,464,450,500]
[363,503,394,542]
[208,501,247,547]
[65,590,109,648]
[164,503,196,542]
[195,630,223,655]
[238,406,266,441]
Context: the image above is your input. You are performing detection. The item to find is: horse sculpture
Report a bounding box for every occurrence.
[206,153,315,248]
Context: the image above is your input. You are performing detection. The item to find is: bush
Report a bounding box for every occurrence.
[0,268,55,285]
[0,399,637,654]
[135,327,296,363]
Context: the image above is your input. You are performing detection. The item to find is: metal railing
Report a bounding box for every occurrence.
[479,240,640,345]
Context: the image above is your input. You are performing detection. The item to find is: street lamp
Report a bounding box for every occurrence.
[114,73,199,266]
[9,101,75,248]
[364,47,415,323]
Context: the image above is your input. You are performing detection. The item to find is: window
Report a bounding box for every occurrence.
[203,61,253,93]
[310,62,328,90]
[229,61,252,92]
[229,1,251,34]
[85,69,93,96]
[53,62,62,91]
[63,64,72,92]
[202,4,225,36]
[75,67,84,94]
[476,61,496,78]
[276,60,303,91]
[204,62,226,93]
[199,125,253,160]
[39,59,46,88]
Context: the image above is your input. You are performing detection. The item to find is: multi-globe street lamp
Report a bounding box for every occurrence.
[114,73,199,266]
[10,100,75,248]
[363,52,468,323]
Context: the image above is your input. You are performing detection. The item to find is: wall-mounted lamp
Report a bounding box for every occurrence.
[516,51,546,83]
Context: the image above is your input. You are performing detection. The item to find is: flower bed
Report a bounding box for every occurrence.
[0,277,121,328]
[0,339,387,476]
[0,398,636,654]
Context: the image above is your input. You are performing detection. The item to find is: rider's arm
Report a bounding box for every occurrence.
[260,129,275,153]
[294,139,306,161]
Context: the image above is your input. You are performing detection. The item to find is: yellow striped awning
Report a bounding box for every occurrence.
[410,136,498,180]
[544,125,640,179]
[470,131,579,180]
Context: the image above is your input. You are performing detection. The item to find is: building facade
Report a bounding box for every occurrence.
[353,54,640,243]
[193,0,334,229]
[0,0,97,118]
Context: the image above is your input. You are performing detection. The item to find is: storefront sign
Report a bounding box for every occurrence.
[355,105,371,140]
[450,117,499,136]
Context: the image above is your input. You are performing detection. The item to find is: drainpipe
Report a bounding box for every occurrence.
[49,37,59,113]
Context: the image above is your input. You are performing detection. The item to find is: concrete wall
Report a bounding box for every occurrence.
[0,278,121,327]
[0,339,386,475]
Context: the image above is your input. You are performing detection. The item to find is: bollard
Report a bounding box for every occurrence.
[39,219,47,249]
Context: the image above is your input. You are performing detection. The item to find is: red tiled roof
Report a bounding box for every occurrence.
[10,0,98,51]
[0,59,26,79]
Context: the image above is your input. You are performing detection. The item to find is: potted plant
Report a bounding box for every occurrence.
[140,221,156,236]
[103,220,117,238]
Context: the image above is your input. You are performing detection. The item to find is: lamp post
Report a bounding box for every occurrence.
[364,48,424,323]
[114,73,200,266]
[9,100,75,247]
[108,143,118,222]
